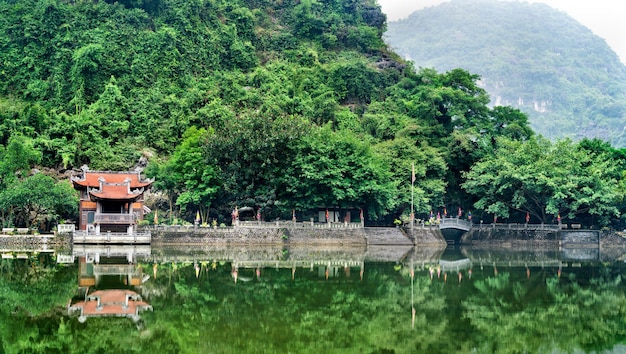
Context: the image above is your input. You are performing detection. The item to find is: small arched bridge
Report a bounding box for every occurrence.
[439,218,472,232]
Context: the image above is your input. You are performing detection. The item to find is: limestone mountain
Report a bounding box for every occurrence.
[385,0,626,147]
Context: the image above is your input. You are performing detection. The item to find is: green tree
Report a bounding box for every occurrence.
[279,125,396,219]
[0,173,77,229]
[375,137,447,218]
[150,126,220,223]
[0,134,42,190]
[206,113,309,219]
[462,136,622,224]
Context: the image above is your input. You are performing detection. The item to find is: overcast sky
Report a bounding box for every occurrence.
[378,0,626,65]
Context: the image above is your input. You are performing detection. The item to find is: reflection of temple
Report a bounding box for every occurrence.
[69,290,151,323]
[68,245,152,323]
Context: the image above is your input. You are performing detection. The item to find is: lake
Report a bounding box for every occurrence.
[2,243,626,353]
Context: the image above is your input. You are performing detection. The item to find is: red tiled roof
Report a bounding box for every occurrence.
[89,185,143,200]
[73,171,152,188]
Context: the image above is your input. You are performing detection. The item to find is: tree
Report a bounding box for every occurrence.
[149,126,220,224]
[205,113,310,219]
[0,134,42,190]
[462,136,622,224]
[279,125,396,219]
[0,173,77,229]
[375,136,447,218]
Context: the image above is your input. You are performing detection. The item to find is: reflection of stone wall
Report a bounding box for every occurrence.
[147,244,285,262]
[561,247,599,261]
[145,244,445,265]
[0,235,66,248]
[460,246,561,264]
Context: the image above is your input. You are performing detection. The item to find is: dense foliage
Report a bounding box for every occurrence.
[0,0,624,228]
[385,0,626,147]
[463,137,623,225]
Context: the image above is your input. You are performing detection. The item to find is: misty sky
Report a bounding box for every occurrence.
[378,0,626,65]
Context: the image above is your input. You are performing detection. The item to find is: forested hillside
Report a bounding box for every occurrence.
[0,0,624,229]
[385,0,626,147]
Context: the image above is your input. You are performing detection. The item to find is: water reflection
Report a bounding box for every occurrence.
[2,243,626,353]
[67,245,153,325]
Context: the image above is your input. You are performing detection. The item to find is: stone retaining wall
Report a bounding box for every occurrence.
[405,227,447,245]
[462,228,560,245]
[150,227,369,245]
[150,227,284,245]
[560,230,600,247]
[147,226,442,246]
[462,229,626,249]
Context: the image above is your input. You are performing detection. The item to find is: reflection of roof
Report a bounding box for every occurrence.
[72,171,153,189]
[68,289,152,323]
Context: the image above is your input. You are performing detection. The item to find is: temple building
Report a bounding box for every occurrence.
[71,167,153,236]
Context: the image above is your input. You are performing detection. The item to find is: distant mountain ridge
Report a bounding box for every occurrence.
[385,0,626,147]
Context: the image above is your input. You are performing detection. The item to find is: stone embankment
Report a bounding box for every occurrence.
[462,227,626,248]
[146,224,446,246]
[599,231,626,247]
[462,228,560,247]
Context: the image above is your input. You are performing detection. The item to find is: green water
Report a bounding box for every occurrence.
[2,245,626,353]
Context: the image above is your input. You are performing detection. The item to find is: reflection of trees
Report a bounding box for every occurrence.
[139,263,452,353]
[0,256,76,352]
[463,269,626,353]
[290,272,450,353]
[4,259,626,353]
[0,256,75,315]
